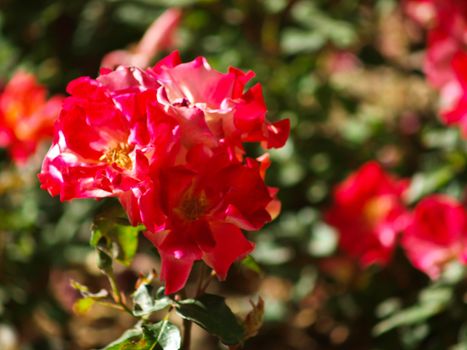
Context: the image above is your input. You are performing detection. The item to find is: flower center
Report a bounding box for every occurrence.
[4,102,24,128]
[99,142,133,170]
[362,196,393,228]
[176,190,209,221]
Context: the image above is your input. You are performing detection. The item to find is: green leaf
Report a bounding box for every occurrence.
[451,323,467,350]
[406,166,459,204]
[101,327,143,350]
[175,294,244,345]
[70,280,108,315]
[102,321,181,350]
[308,222,338,257]
[242,297,265,340]
[373,304,439,336]
[281,29,325,54]
[133,285,172,317]
[288,1,356,47]
[97,249,113,273]
[91,217,142,266]
[73,297,95,315]
[70,280,108,299]
[240,255,262,275]
[373,286,452,336]
[144,322,181,350]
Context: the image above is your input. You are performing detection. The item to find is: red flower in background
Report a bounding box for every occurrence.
[404,0,467,135]
[439,52,467,136]
[326,162,409,267]
[39,52,289,293]
[404,0,467,88]
[403,0,436,27]
[0,71,63,164]
[424,0,467,88]
[101,8,182,69]
[402,195,467,279]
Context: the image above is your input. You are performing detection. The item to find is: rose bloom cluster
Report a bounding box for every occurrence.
[39,52,289,294]
[0,71,63,164]
[326,162,467,279]
[404,0,467,136]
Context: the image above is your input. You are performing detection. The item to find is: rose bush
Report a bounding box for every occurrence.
[402,195,467,279]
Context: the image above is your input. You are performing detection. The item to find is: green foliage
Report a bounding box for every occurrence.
[374,286,453,336]
[102,321,181,350]
[73,297,96,315]
[91,217,142,267]
[175,294,244,345]
[132,285,172,317]
[240,255,263,275]
[70,280,108,315]
[375,263,466,337]
[281,1,357,54]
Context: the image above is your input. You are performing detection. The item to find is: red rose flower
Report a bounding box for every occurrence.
[404,0,467,88]
[439,52,467,136]
[403,0,436,26]
[101,8,182,69]
[0,71,63,163]
[39,53,289,293]
[326,162,409,267]
[149,51,289,156]
[122,146,279,294]
[402,195,467,279]
[38,66,180,200]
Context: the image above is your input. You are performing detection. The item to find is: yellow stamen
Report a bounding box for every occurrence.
[99,142,133,170]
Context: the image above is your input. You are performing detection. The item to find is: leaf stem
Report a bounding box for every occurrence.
[106,270,133,315]
[95,300,128,311]
[150,316,170,350]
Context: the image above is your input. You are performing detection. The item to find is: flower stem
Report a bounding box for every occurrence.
[196,263,207,295]
[199,269,216,295]
[182,264,212,350]
[182,317,193,350]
